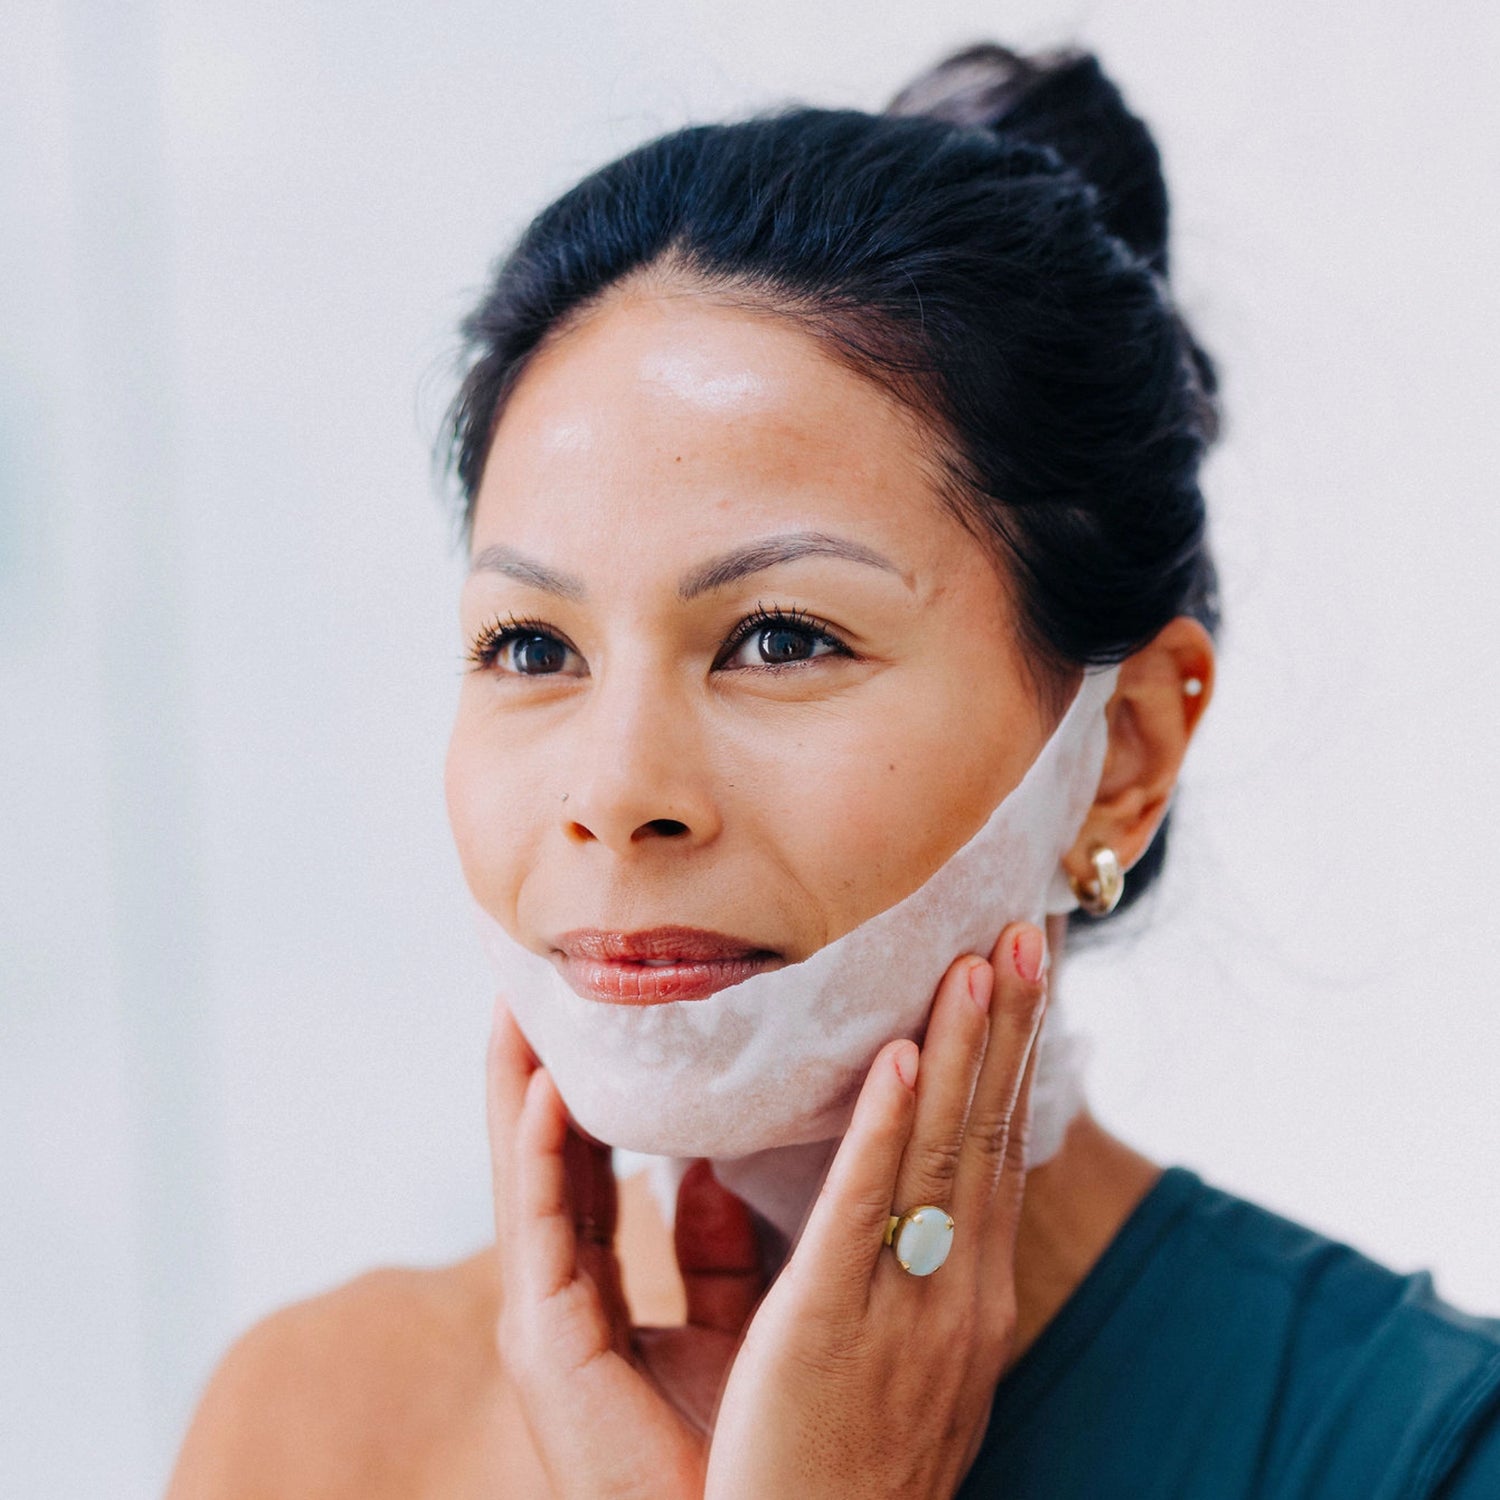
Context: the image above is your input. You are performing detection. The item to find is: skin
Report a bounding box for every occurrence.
[166,280,1214,1498]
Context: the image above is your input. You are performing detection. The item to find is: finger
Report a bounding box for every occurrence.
[513,1067,584,1304]
[564,1124,632,1358]
[784,1037,919,1319]
[675,1159,765,1337]
[889,953,993,1217]
[953,922,1048,1240]
[988,965,1048,1269]
[486,997,540,1248]
[563,1126,619,1248]
[509,1067,619,1377]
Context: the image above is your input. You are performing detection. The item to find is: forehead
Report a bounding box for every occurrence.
[472,285,957,564]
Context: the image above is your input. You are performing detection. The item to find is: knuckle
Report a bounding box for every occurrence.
[980,1296,1020,1366]
[986,1283,1019,1335]
[894,1140,966,1200]
[801,1316,880,1376]
[839,1176,898,1234]
[1002,1103,1033,1174]
[967,1102,1016,1167]
[974,1310,1016,1373]
[909,1123,966,1192]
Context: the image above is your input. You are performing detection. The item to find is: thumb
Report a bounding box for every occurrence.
[674,1159,765,1337]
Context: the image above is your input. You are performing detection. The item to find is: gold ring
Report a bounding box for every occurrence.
[882,1205,955,1276]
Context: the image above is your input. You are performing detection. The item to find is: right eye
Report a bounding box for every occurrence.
[466,617,585,677]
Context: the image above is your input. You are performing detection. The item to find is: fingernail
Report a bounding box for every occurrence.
[1012,926,1045,985]
[894,1041,919,1089]
[675,1161,759,1273]
[968,959,994,1013]
[678,1160,732,1231]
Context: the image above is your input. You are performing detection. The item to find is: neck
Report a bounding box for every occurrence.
[1005,912,1161,1361]
[608,921,1163,1359]
[1007,1107,1161,1363]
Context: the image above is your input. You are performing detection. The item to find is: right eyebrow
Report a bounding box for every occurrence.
[468,545,586,600]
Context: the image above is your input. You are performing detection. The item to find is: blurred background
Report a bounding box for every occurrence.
[3,1,1498,1494]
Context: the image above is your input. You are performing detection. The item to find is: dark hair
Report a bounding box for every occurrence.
[444,42,1221,927]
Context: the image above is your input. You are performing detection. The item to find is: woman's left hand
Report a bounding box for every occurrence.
[703,920,1049,1500]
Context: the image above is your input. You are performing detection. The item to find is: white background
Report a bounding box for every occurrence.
[3,1,1497,1494]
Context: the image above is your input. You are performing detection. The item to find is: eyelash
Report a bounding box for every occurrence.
[720,604,849,670]
[464,613,556,673]
[463,605,852,676]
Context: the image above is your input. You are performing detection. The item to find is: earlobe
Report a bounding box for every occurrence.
[1062,616,1215,881]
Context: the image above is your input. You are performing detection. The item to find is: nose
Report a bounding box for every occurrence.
[559,667,722,854]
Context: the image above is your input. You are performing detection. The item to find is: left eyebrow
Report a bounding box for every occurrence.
[677,531,912,599]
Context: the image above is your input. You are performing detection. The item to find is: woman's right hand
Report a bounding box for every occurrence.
[486,998,764,1499]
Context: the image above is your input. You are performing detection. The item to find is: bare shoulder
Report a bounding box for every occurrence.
[165,1248,519,1500]
[165,1172,678,1498]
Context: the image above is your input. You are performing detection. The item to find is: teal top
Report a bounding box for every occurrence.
[957,1166,1500,1499]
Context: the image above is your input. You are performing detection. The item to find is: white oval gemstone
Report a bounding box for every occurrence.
[893,1208,954,1276]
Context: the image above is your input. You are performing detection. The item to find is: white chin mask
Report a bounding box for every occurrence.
[472,663,1120,1246]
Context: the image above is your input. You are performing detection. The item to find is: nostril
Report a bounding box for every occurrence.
[637,818,689,839]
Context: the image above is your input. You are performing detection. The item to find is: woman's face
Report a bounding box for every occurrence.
[446,284,1057,1002]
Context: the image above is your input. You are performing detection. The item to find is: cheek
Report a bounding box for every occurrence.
[751,699,1027,945]
[444,704,544,923]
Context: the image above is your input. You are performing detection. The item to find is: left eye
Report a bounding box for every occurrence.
[720,616,844,669]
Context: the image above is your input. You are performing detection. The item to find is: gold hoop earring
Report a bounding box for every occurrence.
[1068,844,1124,917]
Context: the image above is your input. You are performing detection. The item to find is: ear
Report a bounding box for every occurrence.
[1060,616,1215,890]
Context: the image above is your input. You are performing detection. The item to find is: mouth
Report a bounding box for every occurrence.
[551,925,783,1004]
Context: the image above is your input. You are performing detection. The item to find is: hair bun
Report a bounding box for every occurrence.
[887,43,1171,276]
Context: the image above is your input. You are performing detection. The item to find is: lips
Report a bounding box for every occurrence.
[552,925,781,1004]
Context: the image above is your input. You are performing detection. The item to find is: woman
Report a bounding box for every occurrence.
[168,42,1500,1499]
